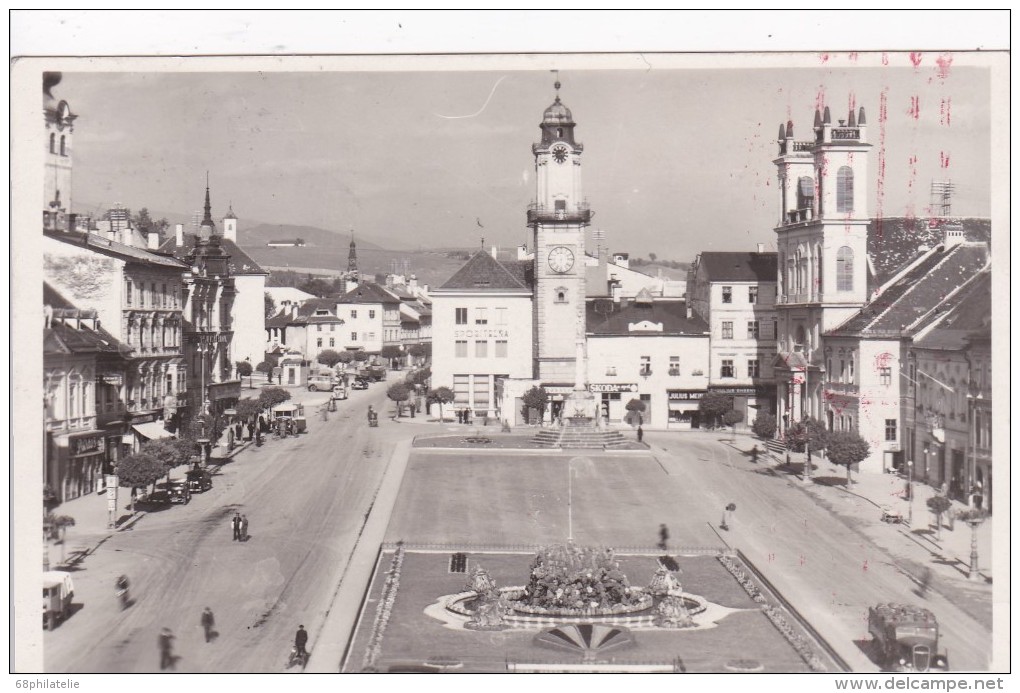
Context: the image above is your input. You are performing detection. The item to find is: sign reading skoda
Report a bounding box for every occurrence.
[588,383,638,394]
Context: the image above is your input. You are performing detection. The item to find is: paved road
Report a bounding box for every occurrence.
[383,431,991,672]
[44,383,406,673]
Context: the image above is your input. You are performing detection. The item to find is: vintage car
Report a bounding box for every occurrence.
[168,480,191,504]
[306,374,334,391]
[186,469,213,493]
[351,378,369,391]
[43,571,74,630]
[331,385,348,401]
[868,603,949,672]
[271,403,307,433]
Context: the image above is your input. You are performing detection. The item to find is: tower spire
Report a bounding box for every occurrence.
[202,171,214,227]
[347,228,358,274]
[552,70,561,102]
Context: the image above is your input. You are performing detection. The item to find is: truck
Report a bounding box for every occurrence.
[360,365,387,382]
[43,570,75,630]
[868,603,948,672]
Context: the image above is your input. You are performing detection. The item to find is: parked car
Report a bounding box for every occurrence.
[307,374,333,391]
[332,385,348,400]
[186,469,213,493]
[168,481,191,504]
[145,490,171,505]
[351,378,369,390]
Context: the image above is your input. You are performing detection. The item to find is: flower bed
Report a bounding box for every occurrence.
[362,545,405,670]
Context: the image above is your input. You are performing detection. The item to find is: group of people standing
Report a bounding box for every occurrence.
[455,407,473,424]
[232,512,250,542]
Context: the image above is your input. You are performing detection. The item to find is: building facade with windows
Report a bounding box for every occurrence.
[431,250,534,419]
[337,282,403,354]
[687,250,778,424]
[42,229,189,465]
[586,296,710,428]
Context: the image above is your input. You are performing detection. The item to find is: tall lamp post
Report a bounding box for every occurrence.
[196,341,211,465]
[906,459,914,525]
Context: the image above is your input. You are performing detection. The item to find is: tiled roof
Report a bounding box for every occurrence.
[912,271,991,351]
[868,217,990,289]
[338,281,400,305]
[437,251,533,292]
[45,229,188,270]
[696,252,777,283]
[158,234,267,275]
[586,299,709,336]
[44,283,126,356]
[829,243,989,337]
[265,310,293,328]
[44,282,76,310]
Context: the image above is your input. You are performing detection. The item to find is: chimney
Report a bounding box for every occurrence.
[175,223,184,247]
[408,275,418,294]
[611,282,622,304]
[517,244,529,260]
[491,245,498,259]
[943,223,965,249]
[147,231,160,250]
[756,242,765,254]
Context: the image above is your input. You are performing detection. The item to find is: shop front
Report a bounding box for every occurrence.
[667,390,705,429]
[588,383,639,424]
[50,430,106,503]
[544,385,573,423]
[709,384,776,426]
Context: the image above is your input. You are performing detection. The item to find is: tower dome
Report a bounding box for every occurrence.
[543,96,574,125]
[538,77,579,146]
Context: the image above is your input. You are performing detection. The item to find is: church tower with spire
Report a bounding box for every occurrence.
[530,77,592,385]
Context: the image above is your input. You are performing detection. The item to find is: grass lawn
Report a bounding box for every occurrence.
[343,550,816,673]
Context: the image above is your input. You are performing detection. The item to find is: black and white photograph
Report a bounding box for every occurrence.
[10,11,1009,686]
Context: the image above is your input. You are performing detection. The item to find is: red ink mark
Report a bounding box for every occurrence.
[874,352,893,370]
[908,96,921,120]
[815,87,827,116]
[819,53,830,64]
[910,52,923,69]
[940,97,952,127]
[875,88,889,241]
[800,555,806,566]
[767,553,775,563]
[863,560,869,572]
[936,53,953,80]
[848,52,858,63]
[882,53,889,66]
[940,151,950,169]
[907,155,919,196]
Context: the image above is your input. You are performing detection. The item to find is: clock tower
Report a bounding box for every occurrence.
[529,79,591,384]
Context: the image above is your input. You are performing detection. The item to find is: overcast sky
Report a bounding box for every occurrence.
[56,54,990,259]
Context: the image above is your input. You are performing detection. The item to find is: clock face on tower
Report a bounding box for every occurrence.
[548,246,575,273]
[552,144,569,164]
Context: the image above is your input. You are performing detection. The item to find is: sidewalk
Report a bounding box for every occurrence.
[46,438,255,571]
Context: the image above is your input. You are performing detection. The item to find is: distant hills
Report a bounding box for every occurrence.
[240,223,388,251]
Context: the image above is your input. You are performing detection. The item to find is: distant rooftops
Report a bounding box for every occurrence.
[696,251,777,283]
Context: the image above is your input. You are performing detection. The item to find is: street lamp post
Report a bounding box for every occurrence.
[906,460,914,525]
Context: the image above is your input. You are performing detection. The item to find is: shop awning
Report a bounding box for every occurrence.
[132,422,174,442]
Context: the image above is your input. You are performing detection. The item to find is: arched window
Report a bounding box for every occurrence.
[60,135,66,156]
[836,166,854,213]
[836,246,854,291]
[796,176,814,210]
[49,133,56,153]
[795,325,807,351]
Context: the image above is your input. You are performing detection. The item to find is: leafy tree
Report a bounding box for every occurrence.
[116,452,166,507]
[427,386,455,421]
[336,350,355,365]
[298,275,334,298]
[258,386,291,411]
[784,421,810,452]
[698,392,733,429]
[380,345,403,367]
[926,495,953,539]
[407,343,428,363]
[624,398,647,427]
[804,417,829,454]
[406,366,431,389]
[265,292,277,319]
[387,383,411,417]
[522,386,549,424]
[317,349,344,369]
[722,409,744,439]
[235,360,254,388]
[648,252,658,262]
[752,411,777,440]
[44,513,76,564]
[825,430,870,487]
[352,350,370,363]
[234,398,263,422]
[140,438,195,484]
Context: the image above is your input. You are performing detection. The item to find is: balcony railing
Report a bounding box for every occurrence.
[526,201,592,225]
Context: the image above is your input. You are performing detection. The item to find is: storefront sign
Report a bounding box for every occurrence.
[709,385,774,397]
[453,328,510,339]
[71,434,104,456]
[100,373,123,386]
[588,383,638,394]
[544,386,574,395]
[668,390,705,401]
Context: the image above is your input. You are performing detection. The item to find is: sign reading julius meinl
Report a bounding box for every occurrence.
[71,433,103,457]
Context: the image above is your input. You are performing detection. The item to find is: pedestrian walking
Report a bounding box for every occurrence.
[720,502,737,531]
[232,512,242,541]
[637,425,644,443]
[750,445,760,464]
[241,515,249,542]
[247,421,255,440]
[295,624,309,659]
[200,607,215,642]
[158,627,175,670]
[658,523,669,550]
